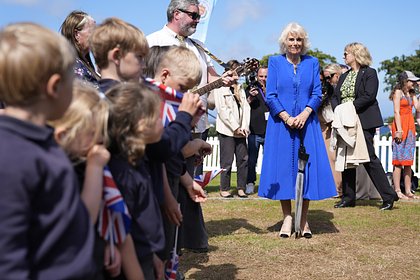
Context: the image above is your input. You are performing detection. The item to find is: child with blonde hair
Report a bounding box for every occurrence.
[51,82,145,279]
[0,22,94,279]
[145,46,209,277]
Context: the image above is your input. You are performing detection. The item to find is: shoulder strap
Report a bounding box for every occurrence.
[189,39,228,69]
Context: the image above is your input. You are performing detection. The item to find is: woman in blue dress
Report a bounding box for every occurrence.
[258,22,336,238]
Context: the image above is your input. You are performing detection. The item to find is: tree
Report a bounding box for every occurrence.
[260,48,337,68]
[378,48,420,92]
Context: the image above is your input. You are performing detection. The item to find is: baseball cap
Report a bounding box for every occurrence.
[404,70,420,81]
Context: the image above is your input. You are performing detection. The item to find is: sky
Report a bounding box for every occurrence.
[1,0,419,118]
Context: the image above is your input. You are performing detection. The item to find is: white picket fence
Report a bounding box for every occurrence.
[203,134,420,177]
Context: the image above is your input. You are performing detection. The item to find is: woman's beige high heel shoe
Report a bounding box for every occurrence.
[302,222,312,239]
[279,215,293,238]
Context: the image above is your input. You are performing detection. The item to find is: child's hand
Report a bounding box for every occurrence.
[104,243,122,277]
[152,254,164,280]
[186,181,207,203]
[178,92,201,117]
[191,104,206,127]
[163,192,182,226]
[87,144,110,167]
[199,141,212,156]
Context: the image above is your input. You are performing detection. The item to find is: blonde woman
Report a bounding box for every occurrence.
[331,42,398,210]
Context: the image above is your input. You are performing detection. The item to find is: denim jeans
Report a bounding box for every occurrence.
[247,134,265,184]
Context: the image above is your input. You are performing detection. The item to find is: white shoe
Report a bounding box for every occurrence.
[245,183,255,194]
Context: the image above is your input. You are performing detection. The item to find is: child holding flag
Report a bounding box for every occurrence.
[51,82,144,280]
[106,82,165,280]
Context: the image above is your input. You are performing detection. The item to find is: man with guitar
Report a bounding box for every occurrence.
[147,0,238,256]
[147,0,238,135]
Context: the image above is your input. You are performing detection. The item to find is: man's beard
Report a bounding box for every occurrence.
[180,23,197,37]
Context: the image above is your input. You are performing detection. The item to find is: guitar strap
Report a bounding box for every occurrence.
[189,39,228,69]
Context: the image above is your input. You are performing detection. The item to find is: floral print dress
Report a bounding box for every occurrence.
[392,95,416,165]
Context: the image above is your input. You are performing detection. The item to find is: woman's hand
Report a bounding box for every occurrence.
[394,131,403,144]
[234,127,248,137]
[292,108,312,130]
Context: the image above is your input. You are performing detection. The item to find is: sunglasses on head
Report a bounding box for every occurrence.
[177,9,201,20]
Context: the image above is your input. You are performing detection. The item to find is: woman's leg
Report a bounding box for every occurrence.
[280,200,292,217]
[393,165,406,199]
[300,199,310,229]
[235,137,248,191]
[301,200,312,237]
[279,200,292,237]
[341,168,357,203]
[403,166,413,197]
[219,134,235,193]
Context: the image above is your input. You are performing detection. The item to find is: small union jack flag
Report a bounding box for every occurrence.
[164,250,179,280]
[165,225,180,280]
[194,168,225,188]
[143,77,184,127]
[97,166,131,245]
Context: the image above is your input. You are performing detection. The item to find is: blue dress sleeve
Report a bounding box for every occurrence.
[266,56,285,116]
[306,58,322,111]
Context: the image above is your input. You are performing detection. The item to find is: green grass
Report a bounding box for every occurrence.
[180,173,420,280]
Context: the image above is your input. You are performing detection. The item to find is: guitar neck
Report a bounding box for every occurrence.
[192,78,225,96]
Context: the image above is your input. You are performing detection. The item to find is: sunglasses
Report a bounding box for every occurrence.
[177,9,201,21]
[344,52,350,57]
[325,73,336,80]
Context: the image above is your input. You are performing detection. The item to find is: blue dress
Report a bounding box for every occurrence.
[258,55,336,200]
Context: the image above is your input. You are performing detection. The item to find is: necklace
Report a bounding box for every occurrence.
[287,55,301,74]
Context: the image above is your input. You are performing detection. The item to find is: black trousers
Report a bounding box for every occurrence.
[342,128,396,203]
[218,133,248,191]
[179,133,208,250]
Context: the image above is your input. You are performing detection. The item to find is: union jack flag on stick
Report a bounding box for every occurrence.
[194,168,225,188]
[97,166,132,261]
[165,225,180,280]
[143,77,184,127]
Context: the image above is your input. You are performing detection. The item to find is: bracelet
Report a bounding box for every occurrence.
[395,130,403,133]
[284,115,291,123]
[304,107,312,114]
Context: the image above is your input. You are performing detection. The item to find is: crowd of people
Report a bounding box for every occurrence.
[0,0,419,279]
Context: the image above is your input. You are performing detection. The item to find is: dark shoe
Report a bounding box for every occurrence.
[188,247,208,253]
[379,201,394,210]
[334,200,355,208]
[220,191,233,198]
[237,189,248,198]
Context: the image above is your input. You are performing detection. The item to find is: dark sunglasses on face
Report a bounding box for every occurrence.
[325,73,336,80]
[177,9,201,20]
[344,52,349,57]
